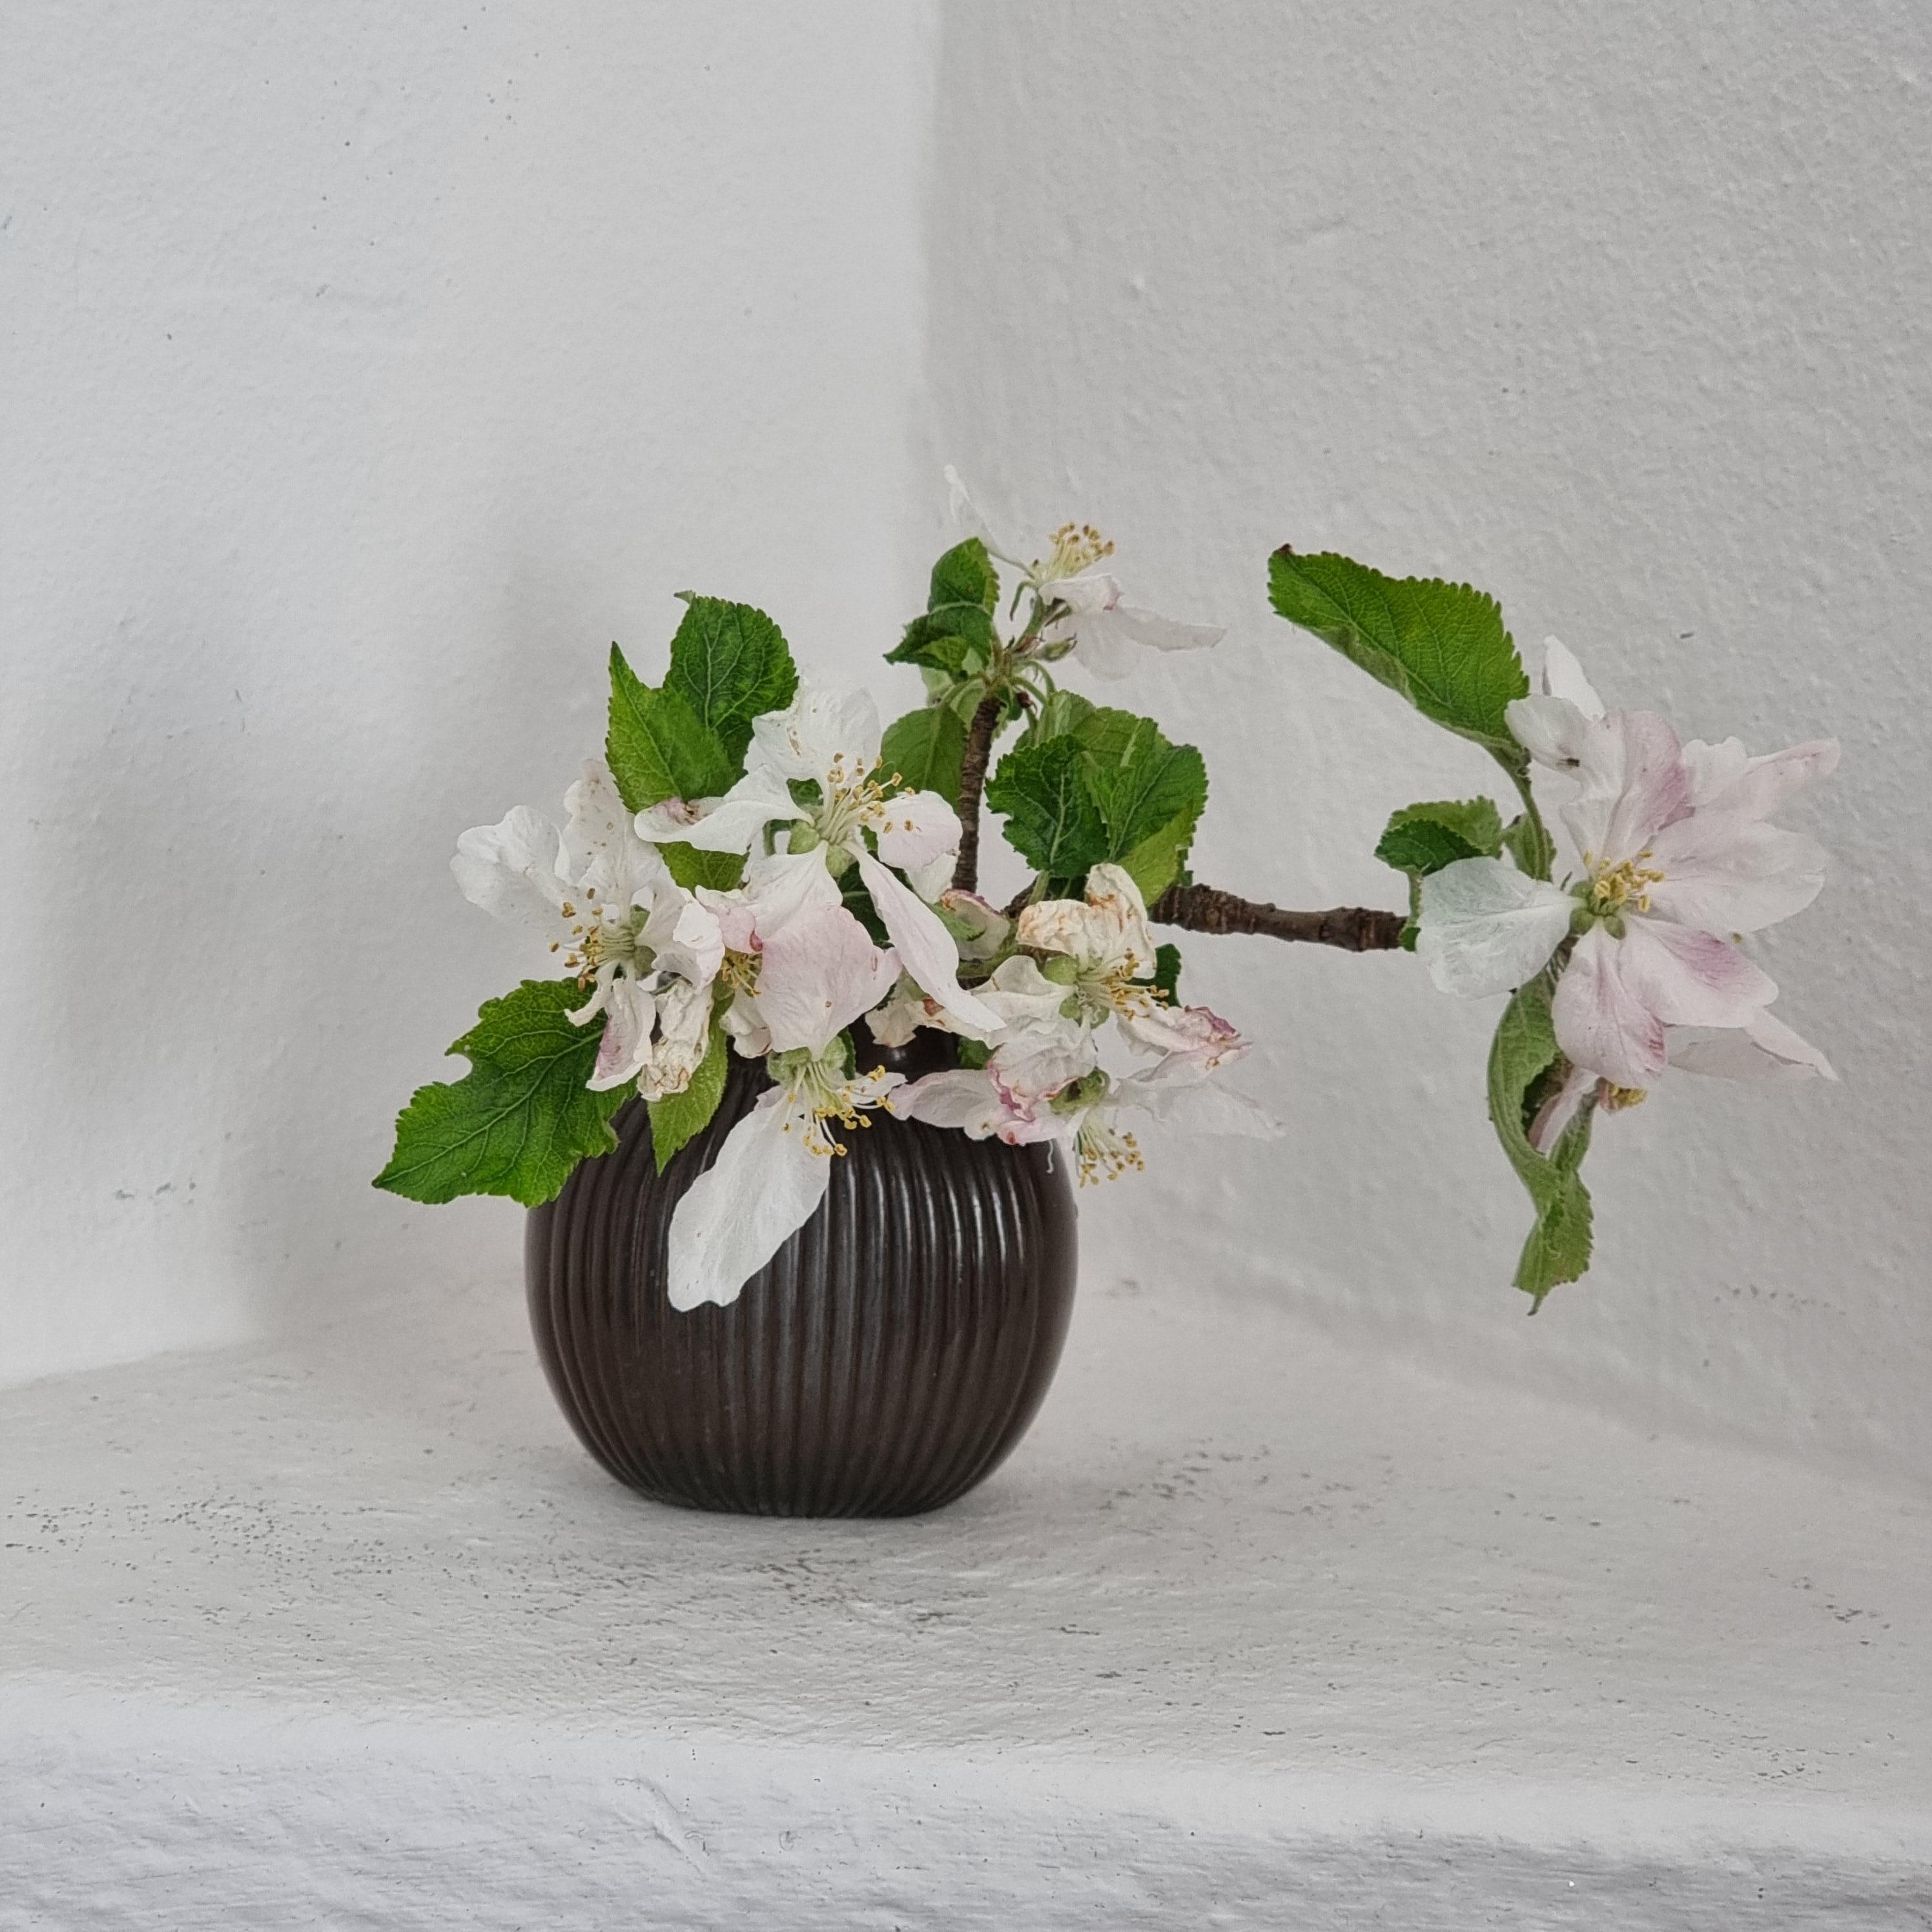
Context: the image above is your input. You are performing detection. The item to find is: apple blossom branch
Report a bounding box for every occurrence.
[1149,885,1406,952]
[951,692,1008,894]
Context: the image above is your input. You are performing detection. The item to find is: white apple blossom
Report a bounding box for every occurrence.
[451,762,724,1097]
[945,467,1223,679]
[1415,640,1836,1097]
[1012,862,1167,1040]
[637,684,1001,1040]
[666,1040,905,1310]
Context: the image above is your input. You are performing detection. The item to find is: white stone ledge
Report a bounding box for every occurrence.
[5,1267,1929,1927]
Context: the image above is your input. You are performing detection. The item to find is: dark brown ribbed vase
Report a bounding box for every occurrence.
[524,1034,1079,1517]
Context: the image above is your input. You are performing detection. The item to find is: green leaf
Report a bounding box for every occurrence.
[928,537,999,614]
[1375,797,1505,878]
[986,737,1109,886]
[887,604,996,676]
[1020,686,1097,747]
[664,595,797,765]
[645,1019,730,1173]
[375,980,628,1208]
[880,704,968,805]
[659,844,743,892]
[1268,550,1529,757]
[1486,973,1596,1305]
[1152,942,1183,1004]
[606,644,737,812]
[1073,708,1209,901]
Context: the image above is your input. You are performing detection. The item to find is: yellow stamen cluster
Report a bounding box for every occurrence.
[720,948,761,996]
[1076,1116,1144,1186]
[777,1062,887,1159]
[1045,522,1115,579]
[1588,854,1666,915]
[1598,1082,1649,1113]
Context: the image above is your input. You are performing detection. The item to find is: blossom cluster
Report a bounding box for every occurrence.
[453,680,1273,1311]
[1414,639,1836,1147]
[383,477,1839,1313]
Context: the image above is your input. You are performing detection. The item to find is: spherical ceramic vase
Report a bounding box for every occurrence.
[524,1034,1080,1517]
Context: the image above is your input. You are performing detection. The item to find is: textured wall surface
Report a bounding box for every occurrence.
[925,0,1932,1482]
[5,3,1928,1488]
[1,1,938,1382]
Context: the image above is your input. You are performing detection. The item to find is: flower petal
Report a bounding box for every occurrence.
[1614,917,1775,1028]
[1415,859,1575,997]
[1668,1007,1837,1082]
[660,764,799,855]
[1507,694,1599,770]
[451,807,569,936]
[855,850,1003,1038]
[753,904,898,1055]
[1115,1065,1282,1139]
[639,889,725,989]
[1551,925,1667,1087]
[1526,1059,1596,1154]
[870,786,962,878]
[1642,822,1829,934]
[1690,737,1840,827]
[750,685,881,785]
[944,465,1014,561]
[666,1093,830,1310]
[562,761,675,909]
[886,1067,1010,1137]
[1561,709,1689,865]
[1539,636,1605,717]
[585,978,659,1093]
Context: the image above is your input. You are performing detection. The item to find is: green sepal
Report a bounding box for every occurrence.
[374,980,630,1209]
[880,704,968,805]
[1486,972,1596,1306]
[1375,797,1504,878]
[664,594,797,766]
[1268,549,1530,759]
[645,1018,730,1173]
[606,644,737,812]
[1501,811,1554,879]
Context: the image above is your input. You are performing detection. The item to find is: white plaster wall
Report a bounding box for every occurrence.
[923,1,1932,1480]
[1,1,938,1382]
[6,1,1927,1489]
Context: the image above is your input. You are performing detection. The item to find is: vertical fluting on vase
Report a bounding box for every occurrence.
[524,1038,1079,1518]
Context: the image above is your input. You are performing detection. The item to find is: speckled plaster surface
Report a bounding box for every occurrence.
[6,1268,1929,1924]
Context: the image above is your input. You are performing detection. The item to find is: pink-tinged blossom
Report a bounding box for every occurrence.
[637,683,1000,1040]
[1417,640,1836,1095]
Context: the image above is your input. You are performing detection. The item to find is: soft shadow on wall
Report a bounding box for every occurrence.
[923,0,1931,1483]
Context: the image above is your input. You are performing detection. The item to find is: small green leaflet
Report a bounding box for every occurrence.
[880,704,967,805]
[664,595,797,766]
[1374,797,1504,878]
[606,644,737,811]
[985,736,1109,887]
[1486,972,1595,1305]
[887,539,1000,676]
[375,980,629,1209]
[1268,550,1530,760]
[645,1018,730,1173]
[928,537,999,613]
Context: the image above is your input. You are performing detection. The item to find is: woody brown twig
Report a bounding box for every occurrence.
[1149,883,1406,952]
[951,692,1006,894]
